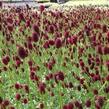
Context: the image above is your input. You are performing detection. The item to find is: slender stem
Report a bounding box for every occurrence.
[59,82,62,109]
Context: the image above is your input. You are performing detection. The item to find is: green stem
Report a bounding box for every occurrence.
[59,82,62,109]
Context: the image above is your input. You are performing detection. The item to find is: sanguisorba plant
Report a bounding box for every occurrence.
[1,4,109,109]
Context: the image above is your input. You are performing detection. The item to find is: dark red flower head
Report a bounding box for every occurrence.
[9,106,15,109]
[7,17,13,24]
[15,82,21,90]
[55,38,62,48]
[48,25,54,34]
[0,1,2,7]
[39,5,45,13]
[55,71,64,82]
[33,24,40,34]
[64,31,70,38]
[7,25,13,32]
[0,96,3,104]
[43,41,50,49]
[23,98,28,104]
[85,99,91,107]
[96,45,103,55]
[103,46,109,55]
[74,100,83,109]
[70,35,77,45]
[15,93,21,100]
[106,60,109,70]
[24,84,29,93]
[107,31,109,42]
[63,104,68,109]
[2,55,10,65]
[95,96,105,108]
[102,25,107,33]
[18,47,27,59]
[32,32,39,42]
[38,82,46,94]
[106,74,109,81]
[19,13,25,21]
[68,102,74,109]
[39,102,44,109]
[48,40,55,46]
[3,99,10,107]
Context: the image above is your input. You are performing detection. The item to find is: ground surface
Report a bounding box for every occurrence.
[2,0,109,9]
[50,0,109,8]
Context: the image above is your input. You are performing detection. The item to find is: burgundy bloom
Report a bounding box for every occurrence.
[74,100,83,109]
[93,89,98,95]
[102,25,107,33]
[96,45,103,54]
[16,60,22,67]
[55,71,64,81]
[63,104,68,109]
[48,40,55,46]
[15,93,21,100]
[7,17,13,24]
[2,56,9,65]
[7,25,13,32]
[28,60,33,66]
[39,102,44,109]
[47,63,53,70]
[34,75,39,81]
[26,20,30,27]
[79,60,84,68]
[0,96,3,104]
[3,99,10,106]
[27,42,33,50]
[18,47,27,59]
[88,58,92,65]
[9,106,15,109]
[32,32,39,42]
[95,96,105,108]
[3,66,7,71]
[23,98,28,104]
[96,57,100,65]
[103,46,109,54]
[30,72,35,80]
[38,82,46,94]
[55,38,62,48]
[33,24,39,34]
[64,31,70,38]
[106,60,109,70]
[39,5,45,13]
[43,41,50,49]
[68,82,73,88]
[19,13,25,21]
[0,1,2,7]
[5,55,10,62]
[106,74,109,81]
[85,99,91,107]
[70,35,77,45]
[48,25,54,34]
[92,74,100,81]
[107,31,109,42]
[24,84,29,93]
[15,83,20,90]
[104,85,109,93]
[68,102,74,109]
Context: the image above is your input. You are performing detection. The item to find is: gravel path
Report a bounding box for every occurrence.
[1,0,109,9]
[1,0,51,9]
[50,0,109,8]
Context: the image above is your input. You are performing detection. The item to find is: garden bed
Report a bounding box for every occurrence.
[1,4,109,109]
